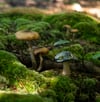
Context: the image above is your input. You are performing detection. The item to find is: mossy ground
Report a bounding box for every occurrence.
[0,8,100,102]
[0,92,44,102]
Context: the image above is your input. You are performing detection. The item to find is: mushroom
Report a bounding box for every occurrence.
[70,29,78,42]
[34,47,51,71]
[63,24,71,39]
[55,51,75,76]
[15,31,40,69]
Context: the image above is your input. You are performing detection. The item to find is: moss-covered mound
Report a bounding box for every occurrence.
[0,50,46,92]
[0,50,28,84]
[0,11,99,52]
[0,9,99,102]
[0,51,98,102]
[73,22,100,43]
[43,12,100,44]
[43,12,97,29]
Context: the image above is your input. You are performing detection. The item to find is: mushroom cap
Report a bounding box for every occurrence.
[63,25,71,29]
[34,47,49,55]
[55,51,74,63]
[70,29,78,33]
[15,31,40,40]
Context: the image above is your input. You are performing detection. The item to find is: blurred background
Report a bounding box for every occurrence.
[0,0,100,18]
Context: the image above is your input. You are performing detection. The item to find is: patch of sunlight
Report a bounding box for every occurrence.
[0,90,38,95]
[72,3,83,12]
[12,61,26,67]
[50,77,59,86]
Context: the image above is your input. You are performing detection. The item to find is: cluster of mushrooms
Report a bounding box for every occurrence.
[15,31,52,71]
[15,30,77,76]
[63,24,78,42]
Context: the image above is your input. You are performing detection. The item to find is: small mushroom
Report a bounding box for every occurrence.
[34,47,51,71]
[63,25,71,29]
[63,25,71,39]
[70,29,78,42]
[55,51,75,76]
[15,31,40,69]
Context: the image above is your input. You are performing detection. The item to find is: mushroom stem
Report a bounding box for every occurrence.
[62,62,71,76]
[37,54,43,71]
[26,41,37,69]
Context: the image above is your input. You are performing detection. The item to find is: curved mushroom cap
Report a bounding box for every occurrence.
[63,25,71,29]
[55,51,74,63]
[34,47,50,55]
[15,31,40,40]
[70,29,78,33]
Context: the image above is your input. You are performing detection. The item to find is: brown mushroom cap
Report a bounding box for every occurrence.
[15,31,40,40]
[70,29,78,33]
[63,25,71,29]
[34,47,50,55]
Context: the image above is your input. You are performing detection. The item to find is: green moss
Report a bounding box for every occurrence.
[0,35,8,46]
[96,95,100,102]
[0,75,9,90]
[73,22,100,43]
[7,34,27,49]
[42,12,100,43]
[0,50,27,84]
[41,70,58,77]
[0,42,5,50]
[14,18,32,31]
[0,50,46,92]
[74,77,97,102]
[43,12,97,30]
[0,93,44,102]
[67,44,84,60]
[85,51,100,66]
[50,76,77,102]
[40,89,57,102]
[0,34,27,52]
[49,29,63,40]
[17,21,50,33]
